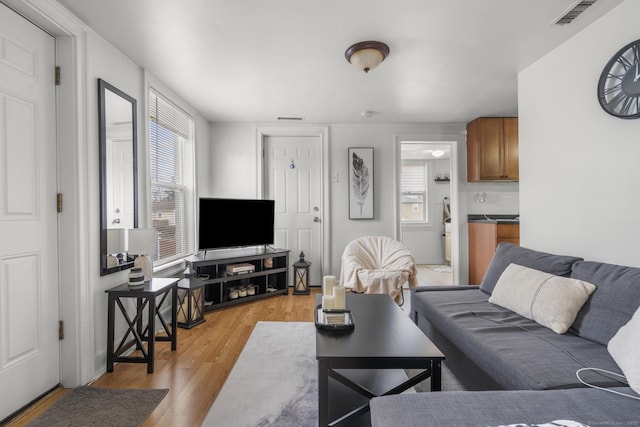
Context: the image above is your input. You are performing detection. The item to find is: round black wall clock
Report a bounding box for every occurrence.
[597,38,640,119]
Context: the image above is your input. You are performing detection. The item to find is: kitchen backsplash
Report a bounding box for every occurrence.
[466,182,519,215]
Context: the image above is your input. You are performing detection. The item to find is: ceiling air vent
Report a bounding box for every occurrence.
[554,0,597,25]
[276,116,304,121]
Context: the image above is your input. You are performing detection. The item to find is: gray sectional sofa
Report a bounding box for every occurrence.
[370,243,640,427]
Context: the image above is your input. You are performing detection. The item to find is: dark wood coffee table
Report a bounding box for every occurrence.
[316,293,445,427]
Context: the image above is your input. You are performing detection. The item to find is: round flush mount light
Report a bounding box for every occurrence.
[431,150,445,158]
[345,41,390,73]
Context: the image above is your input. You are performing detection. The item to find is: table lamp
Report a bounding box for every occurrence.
[106,228,125,267]
[127,228,156,282]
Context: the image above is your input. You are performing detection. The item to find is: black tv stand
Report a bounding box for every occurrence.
[185,247,290,311]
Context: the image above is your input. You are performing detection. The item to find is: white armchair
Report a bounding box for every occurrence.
[339,236,418,304]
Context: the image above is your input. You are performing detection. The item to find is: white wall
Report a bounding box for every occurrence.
[82,29,210,379]
[196,114,212,197]
[518,0,640,266]
[209,123,260,198]
[84,30,146,378]
[210,122,469,278]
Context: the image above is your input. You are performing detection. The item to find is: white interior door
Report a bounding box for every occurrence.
[265,135,322,287]
[0,4,59,420]
[107,138,135,229]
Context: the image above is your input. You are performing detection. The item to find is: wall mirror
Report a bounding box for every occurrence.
[99,79,138,275]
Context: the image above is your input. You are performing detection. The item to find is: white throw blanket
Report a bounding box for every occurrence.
[339,236,417,303]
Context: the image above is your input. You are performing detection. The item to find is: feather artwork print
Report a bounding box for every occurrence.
[351,152,370,215]
[348,147,374,219]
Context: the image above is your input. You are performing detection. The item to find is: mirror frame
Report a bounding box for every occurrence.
[98,78,139,276]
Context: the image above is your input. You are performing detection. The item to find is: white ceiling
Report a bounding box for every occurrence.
[401,143,451,160]
[58,0,623,124]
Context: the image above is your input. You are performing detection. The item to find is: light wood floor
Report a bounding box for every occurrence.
[6,288,322,427]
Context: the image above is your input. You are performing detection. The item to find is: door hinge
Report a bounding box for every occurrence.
[57,193,63,213]
[59,320,64,340]
[55,66,60,86]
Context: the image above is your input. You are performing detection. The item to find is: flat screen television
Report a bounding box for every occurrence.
[198,197,275,251]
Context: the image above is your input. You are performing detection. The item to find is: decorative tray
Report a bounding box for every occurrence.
[314,304,354,332]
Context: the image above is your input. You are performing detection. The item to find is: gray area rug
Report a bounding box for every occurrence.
[27,386,168,427]
[203,321,317,427]
[203,321,465,427]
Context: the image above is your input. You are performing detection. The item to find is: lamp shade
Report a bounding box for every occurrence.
[106,228,126,254]
[127,228,156,256]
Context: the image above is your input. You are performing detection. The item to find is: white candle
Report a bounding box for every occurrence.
[322,295,335,310]
[323,275,336,296]
[333,286,346,309]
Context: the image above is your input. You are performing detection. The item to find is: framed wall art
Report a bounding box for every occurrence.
[348,147,374,219]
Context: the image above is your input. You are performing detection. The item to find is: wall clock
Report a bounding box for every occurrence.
[597,38,640,119]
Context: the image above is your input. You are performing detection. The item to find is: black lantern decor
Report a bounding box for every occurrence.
[176,278,205,328]
[292,251,311,295]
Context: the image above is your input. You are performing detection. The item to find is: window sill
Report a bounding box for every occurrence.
[153,256,190,278]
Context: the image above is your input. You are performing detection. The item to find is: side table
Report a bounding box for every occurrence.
[106,277,179,373]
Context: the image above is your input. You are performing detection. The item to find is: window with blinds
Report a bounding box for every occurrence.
[149,89,195,266]
[401,162,428,223]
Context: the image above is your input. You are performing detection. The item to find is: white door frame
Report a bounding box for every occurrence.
[3,0,93,387]
[394,135,461,285]
[256,125,331,280]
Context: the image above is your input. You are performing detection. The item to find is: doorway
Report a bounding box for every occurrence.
[396,139,460,285]
[257,126,330,287]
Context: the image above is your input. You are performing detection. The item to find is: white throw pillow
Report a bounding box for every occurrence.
[489,264,596,334]
[608,305,640,394]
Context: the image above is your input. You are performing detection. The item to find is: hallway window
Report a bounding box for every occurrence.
[401,162,428,223]
[149,89,195,266]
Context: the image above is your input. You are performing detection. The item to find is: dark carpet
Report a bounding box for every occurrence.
[27,386,168,427]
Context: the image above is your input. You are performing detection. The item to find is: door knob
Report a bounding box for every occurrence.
[313,217,321,223]
[112,218,121,224]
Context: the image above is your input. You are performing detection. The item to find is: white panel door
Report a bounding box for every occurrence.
[0,4,59,420]
[265,136,322,287]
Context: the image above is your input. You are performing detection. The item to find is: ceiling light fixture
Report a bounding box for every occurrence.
[432,150,445,158]
[345,41,390,73]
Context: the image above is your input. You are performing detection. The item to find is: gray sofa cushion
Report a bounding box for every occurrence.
[570,260,640,345]
[411,287,620,390]
[370,387,639,427]
[479,243,583,294]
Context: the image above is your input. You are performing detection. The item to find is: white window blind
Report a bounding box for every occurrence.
[149,89,195,266]
[401,162,428,223]
[401,164,426,192]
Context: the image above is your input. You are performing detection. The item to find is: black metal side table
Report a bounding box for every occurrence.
[106,277,179,373]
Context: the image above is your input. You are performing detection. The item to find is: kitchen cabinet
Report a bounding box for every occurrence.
[468,222,519,285]
[467,117,518,182]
